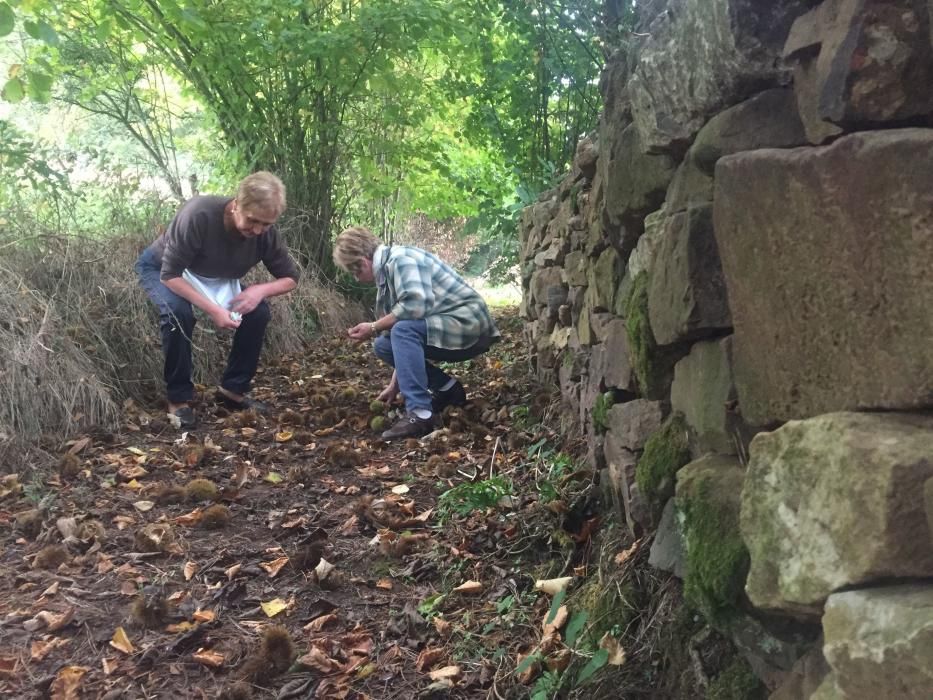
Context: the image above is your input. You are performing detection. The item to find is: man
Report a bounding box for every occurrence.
[334,226,500,439]
[135,171,299,428]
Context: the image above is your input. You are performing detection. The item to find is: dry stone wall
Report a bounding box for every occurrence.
[519,0,933,696]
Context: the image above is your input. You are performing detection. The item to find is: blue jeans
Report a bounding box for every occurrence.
[373,319,492,413]
[134,247,271,403]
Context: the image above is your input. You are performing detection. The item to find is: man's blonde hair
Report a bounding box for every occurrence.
[236,171,286,216]
[333,226,380,271]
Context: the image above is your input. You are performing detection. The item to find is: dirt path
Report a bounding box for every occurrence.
[0,311,622,699]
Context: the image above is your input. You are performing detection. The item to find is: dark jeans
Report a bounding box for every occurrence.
[373,319,492,413]
[135,247,270,403]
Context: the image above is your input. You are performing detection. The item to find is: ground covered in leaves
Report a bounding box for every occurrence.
[0,310,692,700]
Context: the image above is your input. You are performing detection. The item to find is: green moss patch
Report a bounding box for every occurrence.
[676,457,750,626]
[592,391,614,434]
[706,656,765,700]
[635,413,690,506]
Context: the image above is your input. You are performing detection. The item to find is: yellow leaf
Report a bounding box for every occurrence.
[260,598,288,617]
[127,447,146,456]
[109,627,134,655]
[49,665,88,700]
[132,500,154,512]
[263,472,284,484]
[274,431,293,443]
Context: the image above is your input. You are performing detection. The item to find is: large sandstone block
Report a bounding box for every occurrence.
[606,399,665,451]
[785,0,933,144]
[589,319,635,392]
[741,412,933,618]
[629,0,810,153]
[715,129,933,425]
[599,123,675,260]
[671,336,739,456]
[823,585,933,699]
[648,205,732,347]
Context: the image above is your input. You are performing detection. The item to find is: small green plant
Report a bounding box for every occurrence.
[517,591,610,698]
[437,476,513,522]
[527,439,575,503]
[417,592,445,619]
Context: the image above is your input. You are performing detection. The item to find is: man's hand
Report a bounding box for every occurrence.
[209,306,241,330]
[377,374,399,403]
[231,287,265,315]
[347,322,374,342]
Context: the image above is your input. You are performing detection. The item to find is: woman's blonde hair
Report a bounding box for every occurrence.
[333,226,380,271]
[236,171,286,216]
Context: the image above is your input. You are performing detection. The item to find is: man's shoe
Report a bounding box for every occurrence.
[169,406,197,429]
[381,412,436,440]
[431,380,467,413]
[215,390,268,414]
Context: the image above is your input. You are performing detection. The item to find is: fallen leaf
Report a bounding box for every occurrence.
[32,637,68,661]
[101,657,119,675]
[314,558,335,581]
[264,471,284,484]
[260,598,288,618]
[297,645,341,673]
[192,609,215,623]
[428,665,461,681]
[109,627,134,655]
[49,665,88,700]
[375,578,393,591]
[225,563,241,580]
[173,508,203,526]
[166,621,196,633]
[304,612,338,631]
[0,656,16,679]
[183,561,198,581]
[534,576,573,596]
[542,605,568,634]
[67,437,92,455]
[453,580,483,595]
[416,647,445,672]
[234,461,249,488]
[433,617,451,638]
[260,556,289,578]
[274,431,293,443]
[112,515,135,530]
[614,540,641,567]
[390,484,409,495]
[599,633,627,666]
[97,554,114,574]
[192,648,225,668]
[132,500,155,512]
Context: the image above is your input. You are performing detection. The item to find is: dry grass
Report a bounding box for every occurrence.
[0,231,365,447]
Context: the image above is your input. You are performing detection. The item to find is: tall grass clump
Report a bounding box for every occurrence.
[0,219,365,444]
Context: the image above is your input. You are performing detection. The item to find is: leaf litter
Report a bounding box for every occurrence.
[0,311,622,698]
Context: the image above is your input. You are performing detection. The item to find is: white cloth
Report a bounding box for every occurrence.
[182,269,242,320]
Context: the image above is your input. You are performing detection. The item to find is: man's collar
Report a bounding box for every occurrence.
[373,244,389,282]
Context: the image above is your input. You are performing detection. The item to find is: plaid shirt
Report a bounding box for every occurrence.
[373,244,500,350]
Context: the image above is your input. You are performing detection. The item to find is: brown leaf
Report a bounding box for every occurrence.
[599,632,627,666]
[50,665,88,700]
[614,540,641,567]
[173,508,203,526]
[66,437,92,455]
[415,647,445,672]
[183,561,198,581]
[433,617,451,638]
[259,556,289,578]
[304,612,338,632]
[298,645,341,674]
[375,578,393,591]
[101,657,119,676]
[428,665,461,682]
[192,648,225,668]
[192,609,215,623]
[0,656,16,679]
[542,605,568,635]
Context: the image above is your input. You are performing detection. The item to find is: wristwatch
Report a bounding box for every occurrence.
[370,322,378,336]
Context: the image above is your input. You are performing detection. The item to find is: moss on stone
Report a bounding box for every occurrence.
[635,413,691,506]
[592,391,614,434]
[678,469,750,626]
[624,272,656,395]
[706,656,765,700]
